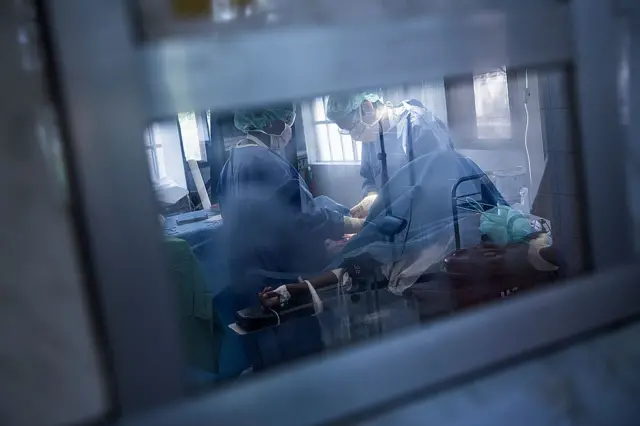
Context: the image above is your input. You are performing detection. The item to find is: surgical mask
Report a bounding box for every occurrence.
[338,106,383,142]
[269,124,292,153]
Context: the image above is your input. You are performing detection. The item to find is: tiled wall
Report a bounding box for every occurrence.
[533,69,587,276]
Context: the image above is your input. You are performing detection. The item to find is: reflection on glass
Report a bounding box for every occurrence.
[474,69,512,139]
[148,69,585,390]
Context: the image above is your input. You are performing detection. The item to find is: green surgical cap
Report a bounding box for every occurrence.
[325,91,383,123]
[234,107,296,133]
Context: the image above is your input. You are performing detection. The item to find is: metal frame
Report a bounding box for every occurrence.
[143,3,571,118]
[41,0,640,424]
[571,0,633,270]
[120,266,640,426]
[42,1,184,414]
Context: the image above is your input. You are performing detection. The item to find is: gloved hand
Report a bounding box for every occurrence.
[350,193,377,218]
[343,216,365,234]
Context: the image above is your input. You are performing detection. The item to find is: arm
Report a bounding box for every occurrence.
[259,270,341,310]
[281,177,363,240]
[350,144,379,218]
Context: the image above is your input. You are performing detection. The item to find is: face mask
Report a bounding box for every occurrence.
[268,124,292,153]
[339,106,382,142]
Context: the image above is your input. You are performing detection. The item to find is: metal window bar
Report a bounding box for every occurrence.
[339,125,347,160]
[312,96,359,163]
[143,128,159,180]
[322,123,333,161]
[351,137,359,162]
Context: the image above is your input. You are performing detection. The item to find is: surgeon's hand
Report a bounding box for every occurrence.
[343,216,365,234]
[350,193,377,219]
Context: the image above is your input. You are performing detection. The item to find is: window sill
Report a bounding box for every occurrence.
[309,161,361,166]
[454,138,521,151]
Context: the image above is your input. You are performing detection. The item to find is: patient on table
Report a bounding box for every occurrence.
[257,149,560,316]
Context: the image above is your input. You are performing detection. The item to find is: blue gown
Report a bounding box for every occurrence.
[331,149,507,271]
[217,143,347,369]
[359,100,454,197]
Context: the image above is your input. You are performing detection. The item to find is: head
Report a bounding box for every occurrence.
[326,91,386,142]
[234,106,296,152]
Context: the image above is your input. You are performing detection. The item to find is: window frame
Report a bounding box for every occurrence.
[301,97,361,165]
[143,125,163,181]
[445,68,526,151]
[46,0,637,424]
[302,75,524,165]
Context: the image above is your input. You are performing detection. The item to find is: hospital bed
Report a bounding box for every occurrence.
[233,174,562,339]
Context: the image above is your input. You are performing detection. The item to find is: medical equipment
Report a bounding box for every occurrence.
[234,299,315,333]
[188,159,212,210]
[176,211,209,225]
[490,167,529,206]
[451,174,550,250]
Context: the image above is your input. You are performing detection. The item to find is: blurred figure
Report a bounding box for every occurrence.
[217,105,364,369]
[326,91,453,218]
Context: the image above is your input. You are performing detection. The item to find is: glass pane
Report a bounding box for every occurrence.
[7,2,108,422]
[145,66,590,393]
[474,69,512,139]
[313,97,327,121]
[146,148,158,181]
[341,134,355,162]
[155,146,168,180]
[328,123,345,162]
[315,123,332,162]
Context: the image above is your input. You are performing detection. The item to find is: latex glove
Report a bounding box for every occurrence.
[343,216,365,234]
[350,193,377,219]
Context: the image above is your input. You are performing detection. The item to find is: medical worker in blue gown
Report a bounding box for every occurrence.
[326,91,454,218]
[216,106,365,370]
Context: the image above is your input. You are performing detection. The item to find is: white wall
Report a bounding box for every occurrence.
[155,121,187,189]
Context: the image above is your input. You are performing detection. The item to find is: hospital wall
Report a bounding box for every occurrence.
[310,164,363,207]
[532,68,587,276]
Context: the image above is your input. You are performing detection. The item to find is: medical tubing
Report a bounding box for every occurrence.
[305,280,323,315]
[378,121,397,262]
[524,69,533,206]
[402,113,416,254]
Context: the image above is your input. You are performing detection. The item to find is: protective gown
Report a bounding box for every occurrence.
[217,143,347,369]
[359,100,454,197]
[330,149,507,292]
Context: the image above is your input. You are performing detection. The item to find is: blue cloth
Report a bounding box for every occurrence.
[164,211,222,248]
[163,212,228,296]
[360,100,453,197]
[217,144,348,369]
[330,149,506,270]
[163,212,247,378]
